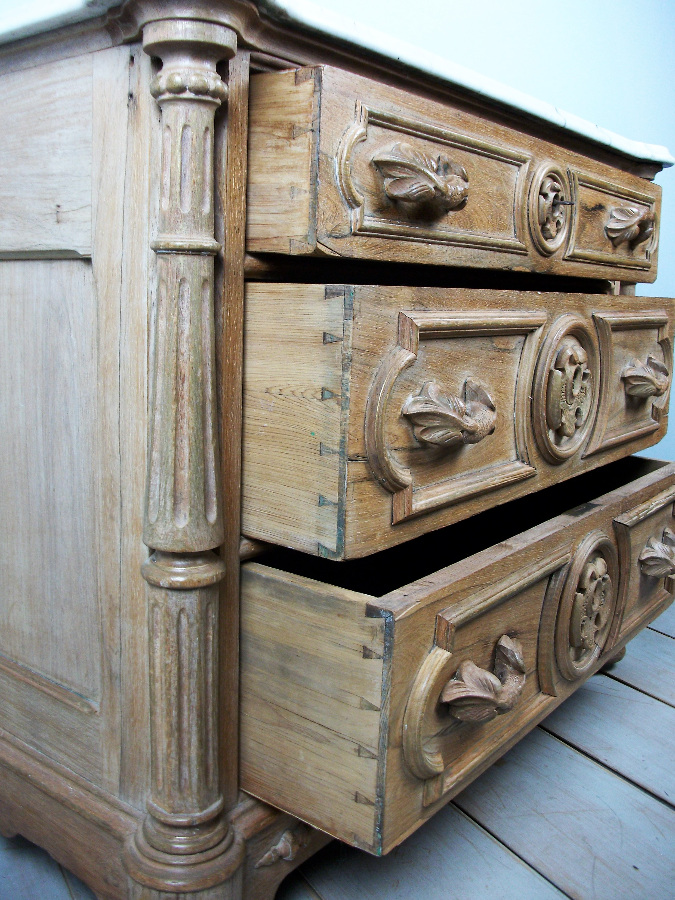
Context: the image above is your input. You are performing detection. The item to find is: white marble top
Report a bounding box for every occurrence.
[1,0,673,167]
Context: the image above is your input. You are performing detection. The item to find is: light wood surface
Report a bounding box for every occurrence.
[0,4,672,900]
[0,54,93,257]
[7,604,673,898]
[240,459,675,854]
[247,66,662,282]
[243,284,673,557]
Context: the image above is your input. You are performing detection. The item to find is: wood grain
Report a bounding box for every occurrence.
[242,284,674,558]
[455,727,675,900]
[240,461,675,854]
[0,54,92,257]
[247,65,661,282]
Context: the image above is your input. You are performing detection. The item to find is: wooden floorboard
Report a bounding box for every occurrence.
[279,803,567,900]
[3,624,673,900]
[606,628,675,706]
[542,673,675,805]
[649,600,675,638]
[454,728,675,900]
[0,834,83,900]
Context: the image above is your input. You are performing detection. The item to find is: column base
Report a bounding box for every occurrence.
[124,819,245,897]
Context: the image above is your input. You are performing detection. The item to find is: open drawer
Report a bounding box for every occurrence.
[242,284,673,558]
[247,66,662,282]
[240,458,675,855]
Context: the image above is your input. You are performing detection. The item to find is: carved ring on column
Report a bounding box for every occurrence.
[532,315,599,463]
[528,163,573,256]
[555,531,619,681]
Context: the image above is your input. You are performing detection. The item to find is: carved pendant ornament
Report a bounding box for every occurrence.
[605,206,655,249]
[440,635,526,724]
[533,317,598,463]
[555,534,618,681]
[547,336,592,440]
[372,142,469,213]
[621,356,670,399]
[529,165,572,255]
[569,555,612,657]
[402,379,496,448]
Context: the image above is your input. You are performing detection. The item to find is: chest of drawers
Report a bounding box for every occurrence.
[0,3,673,900]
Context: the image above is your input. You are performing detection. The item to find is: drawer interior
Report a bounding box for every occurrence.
[252,456,667,596]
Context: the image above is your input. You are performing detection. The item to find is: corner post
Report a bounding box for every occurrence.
[125,17,244,898]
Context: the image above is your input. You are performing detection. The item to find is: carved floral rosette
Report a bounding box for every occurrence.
[555,532,619,681]
[533,315,599,463]
[528,164,572,256]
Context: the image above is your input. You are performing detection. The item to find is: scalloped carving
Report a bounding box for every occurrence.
[372,142,469,212]
[547,336,593,439]
[621,356,670,398]
[402,379,496,448]
[555,532,618,681]
[605,206,655,248]
[440,635,526,724]
[528,164,571,255]
[639,527,675,577]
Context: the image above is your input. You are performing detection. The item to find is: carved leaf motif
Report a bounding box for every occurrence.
[605,206,655,248]
[440,635,526,724]
[254,824,311,869]
[372,142,469,211]
[402,379,496,448]
[639,527,675,577]
[621,356,670,398]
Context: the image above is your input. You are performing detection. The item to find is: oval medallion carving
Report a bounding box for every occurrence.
[533,316,598,463]
[528,164,572,256]
[555,532,619,681]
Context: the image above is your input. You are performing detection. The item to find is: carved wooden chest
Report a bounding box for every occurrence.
[0,2,672,899]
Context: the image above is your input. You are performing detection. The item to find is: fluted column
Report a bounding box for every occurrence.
[125,17,243,898]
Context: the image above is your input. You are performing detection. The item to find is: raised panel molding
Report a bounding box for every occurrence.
[337,102,530,252]
[365,310,544,524]
[402,551,570,807]
[586,311,671,456]
[565,170,658,271]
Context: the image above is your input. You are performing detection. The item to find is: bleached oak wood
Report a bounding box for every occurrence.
[242,285,673,558]
[124,16,247,900]
[0,4,672,899]
[247,66,662,282]
[0,54,93,257]
[239,460,675,854]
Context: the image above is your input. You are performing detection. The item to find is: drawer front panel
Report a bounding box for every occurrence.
[614,484,675,639]
[247,66,661,282]
[242,285,674,558]
[239,462,675,854]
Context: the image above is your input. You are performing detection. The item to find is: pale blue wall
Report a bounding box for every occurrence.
[316,0,675,459]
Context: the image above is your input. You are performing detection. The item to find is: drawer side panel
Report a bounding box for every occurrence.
[242,283,349,556]
[240,564,387,851]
